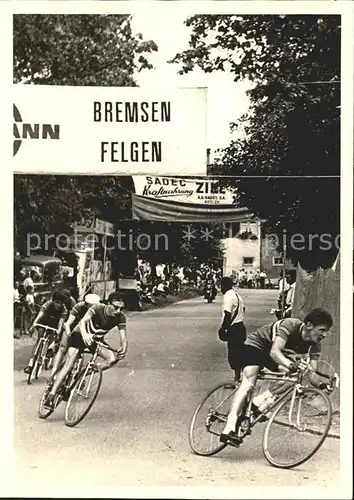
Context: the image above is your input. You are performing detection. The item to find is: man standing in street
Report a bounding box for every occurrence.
[218,277,246,381]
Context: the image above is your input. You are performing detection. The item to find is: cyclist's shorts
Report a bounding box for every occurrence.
[241,345,278,371]
[68,330,109,354]
[68,330,96,354]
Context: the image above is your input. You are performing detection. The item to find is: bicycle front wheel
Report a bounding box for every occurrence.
[27,342,42,385]
[38,377,58,419]
[263,387,332,469]
[64,365,102,427]
[189,381,238,456]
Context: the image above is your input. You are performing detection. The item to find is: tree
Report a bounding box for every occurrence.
[172,15,340,176]
[14,14,158,85]
[13,175,134,255]
[171,15,340,268]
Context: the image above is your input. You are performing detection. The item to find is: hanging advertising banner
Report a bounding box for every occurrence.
[132,176,252,222]
[12,85,207,175]
[132,175,237,205]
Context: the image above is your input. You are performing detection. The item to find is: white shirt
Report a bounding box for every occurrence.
[223,288,245,325]
[23,277,34,290]
[279,278,290,293]
[286,282,296,307]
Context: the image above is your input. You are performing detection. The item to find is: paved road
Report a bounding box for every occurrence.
[13,289,340,494]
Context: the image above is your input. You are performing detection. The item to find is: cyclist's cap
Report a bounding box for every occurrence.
[84,293,100,305]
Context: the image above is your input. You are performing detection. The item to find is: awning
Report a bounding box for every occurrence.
[132,194,253,222]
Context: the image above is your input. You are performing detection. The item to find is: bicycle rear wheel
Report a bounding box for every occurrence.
[262,387,332,469]
[189,381,238,456]
[64,365,102,427]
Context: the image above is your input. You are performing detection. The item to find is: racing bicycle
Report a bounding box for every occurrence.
[38,336,122,427]
[189,358,339,469]
[27,324,59,385]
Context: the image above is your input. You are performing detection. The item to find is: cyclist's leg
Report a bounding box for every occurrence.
[221,365,259,435]
[96,344,117,372]
[51,330,69,377]
[221,344,264,436]
[49,346,79,397]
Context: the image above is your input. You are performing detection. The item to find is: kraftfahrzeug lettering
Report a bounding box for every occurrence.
[94,100,171,163]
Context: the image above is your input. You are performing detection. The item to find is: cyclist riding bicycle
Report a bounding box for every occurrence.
[24,290,68,375]
[44,291,128,409]
[50,293,101,378]
[220,307,333,444]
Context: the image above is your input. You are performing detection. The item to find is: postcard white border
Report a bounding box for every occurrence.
[1,1,353,499]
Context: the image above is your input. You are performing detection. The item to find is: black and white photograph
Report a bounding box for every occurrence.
[4,1,353,497]
[13,173,341,488]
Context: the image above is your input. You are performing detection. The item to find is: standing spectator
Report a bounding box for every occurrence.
[278,271,290,309]
[218,277,246,382]
[259,270,267,289]
[247,270,255,289]
[255,269,261,289]
[284,270,297,317]
[22,268,39,335]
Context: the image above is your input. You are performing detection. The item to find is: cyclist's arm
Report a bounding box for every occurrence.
[64,313,77,334]
[57,317,66,335]
[31,310,44,326]
[270,336,297,371]
[118,326,128,355]
[79,309,95,336]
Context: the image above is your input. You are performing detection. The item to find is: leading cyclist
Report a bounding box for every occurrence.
[44,292,128,409]
[220,307,333,444]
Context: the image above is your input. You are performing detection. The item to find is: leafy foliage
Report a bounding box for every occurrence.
[14,14,158,86]
[14,175,134,254]
[172,14,340,176]
[172,15,340,268]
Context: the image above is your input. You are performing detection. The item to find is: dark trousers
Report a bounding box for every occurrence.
[227,322,246,371]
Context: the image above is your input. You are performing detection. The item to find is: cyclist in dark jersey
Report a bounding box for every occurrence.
[220,308,333,444]
[45,292,127,408]
[50,293,100,378]
[24,290,68,375]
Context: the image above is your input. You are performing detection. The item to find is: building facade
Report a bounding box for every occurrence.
[221,219,288,282]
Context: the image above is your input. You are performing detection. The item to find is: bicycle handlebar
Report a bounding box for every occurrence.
[81,335,122,355]
[34,324,59,333]
[258,367,340,389]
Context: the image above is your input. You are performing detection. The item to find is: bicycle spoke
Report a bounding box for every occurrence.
[64,367,102,427]
[189,383,237,456]
[263,388,332,468]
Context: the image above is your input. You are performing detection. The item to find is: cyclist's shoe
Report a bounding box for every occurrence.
[24,366,32,375]
[220,430,242,446]
[44,393,55,409]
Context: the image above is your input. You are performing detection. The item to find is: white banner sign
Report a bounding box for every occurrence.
[133,176,236,205]
[12,85,207,175]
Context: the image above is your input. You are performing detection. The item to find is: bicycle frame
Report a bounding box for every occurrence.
[209,366,338,436]
[35,324,58,351]
[69,339,119,398]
